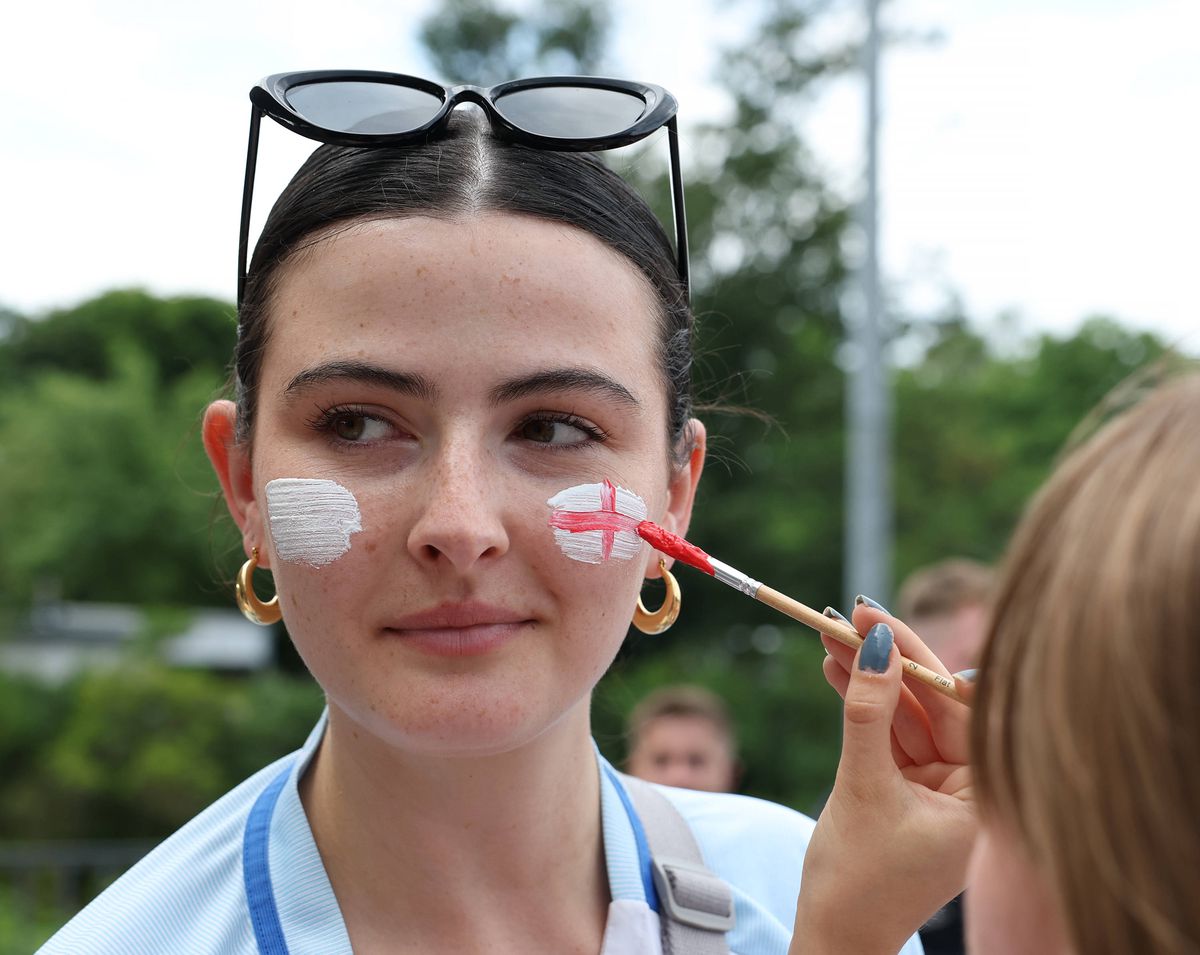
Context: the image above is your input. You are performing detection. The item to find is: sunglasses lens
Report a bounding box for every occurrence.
[494,85,647,139]
[285,81,443,135]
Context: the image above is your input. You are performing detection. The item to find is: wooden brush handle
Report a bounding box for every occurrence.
[754,585,968,705]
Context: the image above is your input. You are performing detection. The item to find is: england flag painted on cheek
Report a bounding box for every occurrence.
[546,479,647,564]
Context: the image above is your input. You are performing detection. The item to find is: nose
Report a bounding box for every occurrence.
[659,762,698,790]
[406,436,510,573]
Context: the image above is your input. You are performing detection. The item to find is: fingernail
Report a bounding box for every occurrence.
[855,594,891,614]
[953,668,978,683]
[858,623,894,673]
[823,606,850,624]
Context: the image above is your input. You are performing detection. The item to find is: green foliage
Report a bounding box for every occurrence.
[0,886,65,955]
[420,0,611,82]
[0,291,239,609]
[0,666,323,841]
[0,289,235,388]
[892,315,1168,579]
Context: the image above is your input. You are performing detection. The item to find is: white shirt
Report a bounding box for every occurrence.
[39,714,923,954]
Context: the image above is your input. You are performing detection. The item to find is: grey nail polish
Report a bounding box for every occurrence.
[823,606,850,624]
[855,594,891,615]
[858,623,894,673]
[953,668,978,683]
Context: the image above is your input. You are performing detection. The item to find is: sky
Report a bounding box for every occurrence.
[3,0,1197,348]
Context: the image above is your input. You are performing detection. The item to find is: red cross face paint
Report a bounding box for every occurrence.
[546,479,647,563]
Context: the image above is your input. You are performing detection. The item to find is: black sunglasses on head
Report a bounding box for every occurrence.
[239,71,689,308]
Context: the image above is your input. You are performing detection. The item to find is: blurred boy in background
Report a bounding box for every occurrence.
[625,685,740,793]
[897,558,993,675]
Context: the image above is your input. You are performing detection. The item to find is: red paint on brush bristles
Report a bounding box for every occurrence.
[633,522,715,576]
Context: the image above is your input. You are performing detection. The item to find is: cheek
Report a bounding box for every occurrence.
[966,827,1071,955]
[262,478,387,647]
[264,478,364,568]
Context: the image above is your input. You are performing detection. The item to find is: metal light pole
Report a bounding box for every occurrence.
[844,0,892,610]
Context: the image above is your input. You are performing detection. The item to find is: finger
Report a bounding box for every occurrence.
[826,654,919,769]
[900,761,973,799]
[822,652,850,700]
[851,599,951,678]
[953,669,979,703]
[852,601,971,762]
[891,729,915,769]
[826,634,940,765]
[890,683,939,765]
[836,623,904,799]
[822,633,856,673]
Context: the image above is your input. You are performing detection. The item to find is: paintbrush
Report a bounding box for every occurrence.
[548,480,967,706]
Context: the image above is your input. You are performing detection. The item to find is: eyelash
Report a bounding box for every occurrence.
[305,405,609,449]
[306,403,391,444]
[514,411,609,449]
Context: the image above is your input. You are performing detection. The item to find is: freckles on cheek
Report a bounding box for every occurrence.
[266,478,363,566]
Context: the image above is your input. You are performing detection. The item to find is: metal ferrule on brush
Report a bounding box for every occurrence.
[710,558,762,597]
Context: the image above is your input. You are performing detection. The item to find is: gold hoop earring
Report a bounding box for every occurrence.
[236,547,281,626]
[632,559,681,635]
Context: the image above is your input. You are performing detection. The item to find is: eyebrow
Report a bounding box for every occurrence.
[281,360,640,410]
[282,360,438,402]
[489,369,641,409]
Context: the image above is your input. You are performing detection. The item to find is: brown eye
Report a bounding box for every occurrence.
[333,413,366,441]
[515,415,599,447]
[521,419,558,443]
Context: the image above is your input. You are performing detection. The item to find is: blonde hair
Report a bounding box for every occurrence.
[973,373,1200,954]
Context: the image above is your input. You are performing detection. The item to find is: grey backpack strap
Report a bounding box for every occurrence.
[617,772,734,955]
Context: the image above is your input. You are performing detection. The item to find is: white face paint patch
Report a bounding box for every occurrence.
[546,479,647,564]
[266,478,363,567]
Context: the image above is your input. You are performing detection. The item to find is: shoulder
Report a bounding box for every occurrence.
[37,755,294,955]
[657,786,815,929]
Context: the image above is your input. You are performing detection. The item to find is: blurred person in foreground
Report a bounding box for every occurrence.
[896,558,993,677]
[625,685,741,793]
[799,371,1200,953]
[896,559,993,955]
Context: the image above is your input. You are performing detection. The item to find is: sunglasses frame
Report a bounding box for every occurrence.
[238,71,689,307]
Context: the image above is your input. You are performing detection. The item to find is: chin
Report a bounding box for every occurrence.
[338,680,582,759]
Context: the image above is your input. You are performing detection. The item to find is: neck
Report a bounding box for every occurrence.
[301,702,609,953]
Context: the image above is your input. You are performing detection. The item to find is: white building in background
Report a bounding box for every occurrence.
[0,601,275,683]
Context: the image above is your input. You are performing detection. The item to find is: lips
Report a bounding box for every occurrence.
[384,602,534,657]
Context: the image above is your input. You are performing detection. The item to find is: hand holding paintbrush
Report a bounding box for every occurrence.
[548,480,968,706]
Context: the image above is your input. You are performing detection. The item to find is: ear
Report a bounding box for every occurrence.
[202,400,269,567]
[644,419,706,579]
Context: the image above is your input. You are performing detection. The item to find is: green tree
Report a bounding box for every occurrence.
[0,665,323,840]
[0,294,238,609]
[0,290,235,389]
[892,314,1170,579]
[420,0,611,82]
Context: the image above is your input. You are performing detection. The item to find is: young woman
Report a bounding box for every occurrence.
[39,75,932,954]
[805,373,1200,954]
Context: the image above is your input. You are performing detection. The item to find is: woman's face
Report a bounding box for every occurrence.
[966,821,1072,955]
[207,214,703,757]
